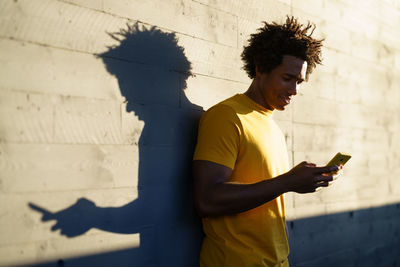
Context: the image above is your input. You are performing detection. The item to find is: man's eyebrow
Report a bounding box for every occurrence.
[283,73,304,81]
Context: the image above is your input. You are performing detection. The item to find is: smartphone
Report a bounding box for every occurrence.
[326,152,352,167]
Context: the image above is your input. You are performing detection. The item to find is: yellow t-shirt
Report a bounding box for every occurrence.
[193,94,290,267]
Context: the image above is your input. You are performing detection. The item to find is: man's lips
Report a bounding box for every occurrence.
[280,96,291,104]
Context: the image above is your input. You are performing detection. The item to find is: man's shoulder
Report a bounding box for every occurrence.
[218,94,243,107]
[206,94,249,115]
[198,95,247,128]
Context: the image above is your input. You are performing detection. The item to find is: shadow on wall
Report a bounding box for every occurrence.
[287,202,400,267]
[28,23,204,266]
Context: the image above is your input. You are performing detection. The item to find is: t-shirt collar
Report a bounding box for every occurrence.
[239,94,274,116]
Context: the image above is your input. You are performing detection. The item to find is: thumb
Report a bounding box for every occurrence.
[297,161,315,167]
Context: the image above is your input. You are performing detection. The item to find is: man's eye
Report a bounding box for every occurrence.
[282,77,291,81]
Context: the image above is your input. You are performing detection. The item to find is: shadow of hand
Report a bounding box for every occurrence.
[29,198,97,237]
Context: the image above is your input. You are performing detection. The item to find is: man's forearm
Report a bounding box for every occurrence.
[196,174,291,217]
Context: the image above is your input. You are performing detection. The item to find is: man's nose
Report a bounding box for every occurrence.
[288,82,298,96]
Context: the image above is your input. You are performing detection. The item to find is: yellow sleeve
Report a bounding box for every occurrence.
[193,104,242,170]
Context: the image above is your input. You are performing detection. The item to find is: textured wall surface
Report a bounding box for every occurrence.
[0,0,399,266]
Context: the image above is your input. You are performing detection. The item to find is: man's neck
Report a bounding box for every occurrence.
[244,79,272,111]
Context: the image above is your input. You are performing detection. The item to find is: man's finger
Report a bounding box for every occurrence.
[332,171,342,180]
[313,165,339,174]
[315,182,329,191]
[316,181,329,187]
[314,175,333,183]
[298,161,316,167]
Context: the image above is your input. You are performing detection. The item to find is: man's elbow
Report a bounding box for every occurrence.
[194,198,217,218]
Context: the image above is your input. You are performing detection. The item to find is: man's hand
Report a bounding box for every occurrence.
[29,198,97,237]
[284,161,340,193]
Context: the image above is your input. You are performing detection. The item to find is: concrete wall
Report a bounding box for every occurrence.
[0,0,399,266]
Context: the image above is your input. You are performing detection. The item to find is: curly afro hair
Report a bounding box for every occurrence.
[241,16,324,80]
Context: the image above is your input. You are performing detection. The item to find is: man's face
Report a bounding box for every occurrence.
[256,55,307,111]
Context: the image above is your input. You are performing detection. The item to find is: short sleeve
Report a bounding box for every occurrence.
[193,104,242,169]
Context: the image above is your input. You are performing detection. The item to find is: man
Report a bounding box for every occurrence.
[192,17,339,266]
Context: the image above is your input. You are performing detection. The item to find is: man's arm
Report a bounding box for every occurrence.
[193,160,338,217]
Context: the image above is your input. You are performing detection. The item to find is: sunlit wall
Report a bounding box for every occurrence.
[0,0,399,266]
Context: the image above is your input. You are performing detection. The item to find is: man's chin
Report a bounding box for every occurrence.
[275,105,285,111]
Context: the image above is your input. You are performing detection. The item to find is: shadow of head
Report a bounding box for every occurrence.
[98,23,193,116]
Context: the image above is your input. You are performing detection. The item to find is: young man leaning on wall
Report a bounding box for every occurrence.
[192,16,340,267]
